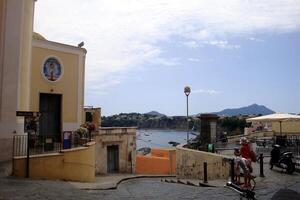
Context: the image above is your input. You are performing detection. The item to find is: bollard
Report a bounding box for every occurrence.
[203,162,208,183]
[259,153,265,177]
[230,158,235,182]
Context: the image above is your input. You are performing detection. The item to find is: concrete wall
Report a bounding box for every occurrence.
[136,148,176,175]
[95,127,136,174]
[13,142,95,182]
[248,131,275,138]
[176,145,230,180]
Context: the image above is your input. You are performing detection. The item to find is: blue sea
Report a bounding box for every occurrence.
[136,129,197,149]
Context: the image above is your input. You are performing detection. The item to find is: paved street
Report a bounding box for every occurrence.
[1,148,299,200]
[0,177,237,200]
[1,168,299,200]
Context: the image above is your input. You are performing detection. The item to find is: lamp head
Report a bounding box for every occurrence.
[184,86,191,96]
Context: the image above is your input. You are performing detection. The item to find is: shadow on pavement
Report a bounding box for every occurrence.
[271,189,300,200]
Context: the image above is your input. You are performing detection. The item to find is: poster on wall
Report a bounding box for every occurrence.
[24,116,37,133]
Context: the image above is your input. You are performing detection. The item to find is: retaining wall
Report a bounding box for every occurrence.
[176,144,230,180]
[13,142,95,182]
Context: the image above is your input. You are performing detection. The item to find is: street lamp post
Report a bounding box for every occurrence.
[184,86,191,143]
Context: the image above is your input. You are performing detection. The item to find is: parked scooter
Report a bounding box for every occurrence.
[269,144,296,174]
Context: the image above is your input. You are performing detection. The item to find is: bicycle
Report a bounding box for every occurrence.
[237,173,256,191]
[226,174,257,200]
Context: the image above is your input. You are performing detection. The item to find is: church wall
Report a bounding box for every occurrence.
[18,0,34,112]
[0,0,5,119]
[0,0,35,176]
[31,40,86,131]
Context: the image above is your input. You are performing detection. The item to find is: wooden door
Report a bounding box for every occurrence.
[39,93,62,142]
[107,145,119,173]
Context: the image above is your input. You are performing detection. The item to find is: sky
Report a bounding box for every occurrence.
[34,0,300,116]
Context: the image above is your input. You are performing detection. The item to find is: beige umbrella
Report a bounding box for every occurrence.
[246,113,300,136]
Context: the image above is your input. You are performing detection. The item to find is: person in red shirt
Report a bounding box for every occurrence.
[239,137,253,188]
[240,137,251,159]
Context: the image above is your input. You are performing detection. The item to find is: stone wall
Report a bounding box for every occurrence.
[95,127,136,174]
[176,144,231,180]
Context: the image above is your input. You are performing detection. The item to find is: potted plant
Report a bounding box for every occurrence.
[82,122,96,139]
[75,126,88,145]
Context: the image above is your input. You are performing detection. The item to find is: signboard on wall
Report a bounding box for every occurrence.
[16,111,40,117]
[16,111,40,133]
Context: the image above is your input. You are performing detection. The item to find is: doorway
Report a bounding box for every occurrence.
[107,145,119,173]
[39,93,62,142]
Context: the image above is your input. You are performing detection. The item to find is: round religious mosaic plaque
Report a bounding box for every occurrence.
[42,57,63,82]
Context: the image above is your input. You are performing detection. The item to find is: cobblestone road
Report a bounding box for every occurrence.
[1,154,299,199]
[1,171,299,200]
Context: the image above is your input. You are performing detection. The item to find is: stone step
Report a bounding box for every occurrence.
[161,178,222,187]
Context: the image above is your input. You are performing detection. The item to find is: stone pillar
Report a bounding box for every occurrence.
[199,114,219,145]
[210,121,217,144]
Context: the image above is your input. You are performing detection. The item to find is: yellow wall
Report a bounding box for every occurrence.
[30,46,79,122]
[0,0,4,66]
[19,0,34,112]
[0,0,5,114]
[13,142,95,182]
[272,121,300,135]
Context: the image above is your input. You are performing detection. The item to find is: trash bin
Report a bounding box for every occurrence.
[63,131,71,149]
[207,143,215,153]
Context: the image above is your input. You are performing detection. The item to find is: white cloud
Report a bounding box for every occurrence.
[86,77,122,96]
[182,41,199,48]
[249,37,265,42]
[193,89,221,95]
[34,0,300,95]
[188,58,200,62]
[205,40,240,49]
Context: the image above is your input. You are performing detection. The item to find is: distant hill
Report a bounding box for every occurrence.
[144,111,166,117]
[214,104,275,116]
[101,112,189,130]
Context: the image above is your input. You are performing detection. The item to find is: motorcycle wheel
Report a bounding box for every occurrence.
[286,162,295,174]
[269,159,275,170]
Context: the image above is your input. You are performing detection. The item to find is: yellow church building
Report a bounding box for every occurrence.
[31,33,86,138]
[0,0,86,176]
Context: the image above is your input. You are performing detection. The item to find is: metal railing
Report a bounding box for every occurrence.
[275,135,300,157]
[13,132,93,157]
[255,135,300,157]
[13,134,61,157]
